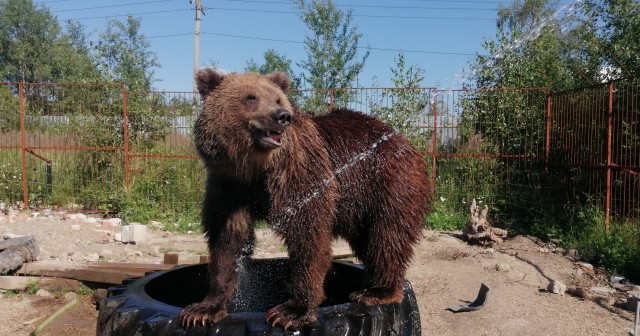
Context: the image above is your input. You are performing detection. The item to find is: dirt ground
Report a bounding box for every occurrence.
[0,215,636,336]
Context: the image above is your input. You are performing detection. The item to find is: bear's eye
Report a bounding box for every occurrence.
[276,98,282,105]
[246,94,257,102]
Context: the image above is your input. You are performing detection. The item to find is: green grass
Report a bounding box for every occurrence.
[560,206,640,282]
[425,202,467,231]
[2,290,20,298]
[25,280,40,295]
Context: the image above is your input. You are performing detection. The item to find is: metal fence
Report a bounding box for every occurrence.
[549,78,640,227]
[0,79,638,228]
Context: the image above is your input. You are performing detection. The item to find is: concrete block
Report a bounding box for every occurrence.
[121,224,147,244]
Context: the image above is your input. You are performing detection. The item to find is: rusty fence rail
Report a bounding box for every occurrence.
[0,80,638,228]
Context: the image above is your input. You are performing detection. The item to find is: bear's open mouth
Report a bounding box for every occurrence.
[259,130,283,148]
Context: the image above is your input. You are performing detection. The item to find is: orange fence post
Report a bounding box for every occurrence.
[19,83,28,208]
[123,85,131,191]
[605,81,614,231]
[431,92,438,193]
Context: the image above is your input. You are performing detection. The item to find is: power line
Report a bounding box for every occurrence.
[59,9,191,21]
[221,0,496,11]
[200,32,482,56]
[205,7,494,20]
[46,0,175,12]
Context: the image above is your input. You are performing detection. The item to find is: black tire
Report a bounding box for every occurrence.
[96,258,421,336]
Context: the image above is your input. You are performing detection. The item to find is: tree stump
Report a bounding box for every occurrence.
[463,199,507,246]
[0,235,39,275]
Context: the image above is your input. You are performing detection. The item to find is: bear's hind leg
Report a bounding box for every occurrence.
[348,216,420,306]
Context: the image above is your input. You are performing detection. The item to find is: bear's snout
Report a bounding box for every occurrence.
[274,109,292,127]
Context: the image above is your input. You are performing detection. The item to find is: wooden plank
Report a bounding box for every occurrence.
[15,248,356,285]
[17,261,158,284]
[0,275,81,291]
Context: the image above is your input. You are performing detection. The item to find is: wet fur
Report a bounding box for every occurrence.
[181,69,432,330]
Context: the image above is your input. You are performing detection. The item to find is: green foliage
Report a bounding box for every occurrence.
[425,201,467,231]
[94,16,160,91]
[0,0,100,83]
[0,85,19,132]
[561,205,640,283]
[245,49,304,106]
[2,289,20,298]
[0,155,23,204]
[370,53,433,151]
[582,0,640,78]
[0,0,60,82]
[75,283,95,295]
[119,159,203,233]
[473,0,600,91]
[25,280,39,295]
[293,0,369,113]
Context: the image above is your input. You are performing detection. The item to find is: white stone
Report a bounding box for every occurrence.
[591,286,616,296]
[102,218,123,227]
[85,253,100,262]
[84,217,98,224]
[113,233,122,242]
[496,263,512,272]
[68,213,87,221]
[121,224,147,244]
[99,249,114,260]
[35,289,53,298]
[70,224,80,230]
[70,252,84,262]
[548,280,567,295]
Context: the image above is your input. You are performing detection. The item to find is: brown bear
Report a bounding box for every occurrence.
[180,69,432,330]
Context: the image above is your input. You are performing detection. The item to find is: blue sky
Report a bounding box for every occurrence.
[41,0,509,92]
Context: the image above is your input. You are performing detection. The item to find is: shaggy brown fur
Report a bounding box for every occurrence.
[180,69,432,330]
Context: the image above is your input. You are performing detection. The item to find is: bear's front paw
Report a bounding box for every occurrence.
[180,302,228,327]
[349,287,403,305]
[265,301,317,330]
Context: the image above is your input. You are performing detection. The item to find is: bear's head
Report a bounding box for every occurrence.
[194,69,294,162]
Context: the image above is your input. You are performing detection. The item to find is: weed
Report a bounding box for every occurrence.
[75,284,95,295]
[2,289,21,298]
[25,280,40,295]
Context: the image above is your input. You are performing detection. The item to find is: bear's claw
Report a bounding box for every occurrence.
[179,303,228,328]
[265,301,317,331]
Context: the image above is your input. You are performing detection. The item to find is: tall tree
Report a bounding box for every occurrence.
[0,0,61,82]
[245,49,302,89]
[52,20,101,83]
[94,16,160,91]
[246,49,304,106]
[582,0,640,78]
[370,53,432,150]
[472,0,600,91]
[0,1,100,83]
[293,0,369,113]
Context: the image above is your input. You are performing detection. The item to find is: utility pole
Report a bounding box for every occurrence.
[190,0,204,114]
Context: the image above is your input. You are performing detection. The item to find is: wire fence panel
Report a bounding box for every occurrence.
[436,89,549,224]
[123,91,204,226]
[550,78,640,226]
[0,83,126,210]
[0,80,638,229]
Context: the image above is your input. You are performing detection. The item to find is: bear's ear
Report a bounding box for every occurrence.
[195,68,225,98]
[265,72,291,92]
